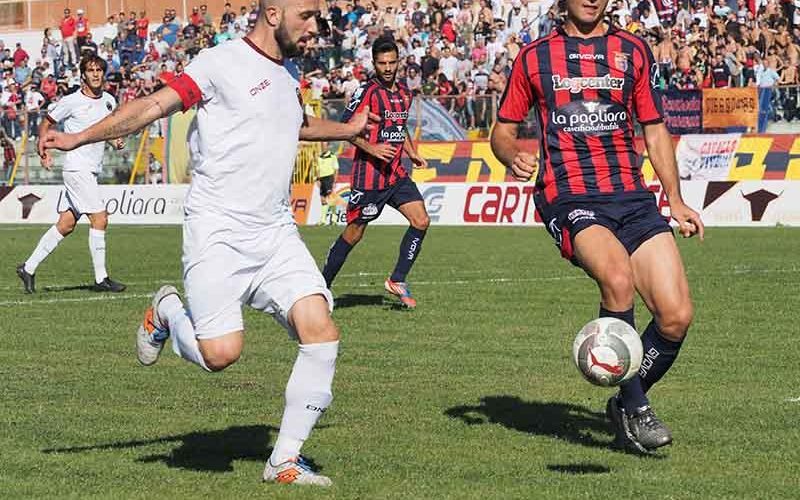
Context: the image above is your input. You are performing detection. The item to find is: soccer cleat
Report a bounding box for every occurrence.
[136,285,178,366]
[384,278,417,309]
[606,396,672,453]
[16,264,35,294]
[263,456,332,487]
[92,277,127,293]
[627,406,673,450]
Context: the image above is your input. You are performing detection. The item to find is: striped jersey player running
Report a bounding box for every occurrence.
[321,37,430,309]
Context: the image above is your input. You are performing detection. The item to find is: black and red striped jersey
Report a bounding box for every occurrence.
[497,25,664,205]
[341,78,413,191]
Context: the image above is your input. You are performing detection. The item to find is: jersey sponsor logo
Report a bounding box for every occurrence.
[249,78,272,96]
[552,74,625,94]
[378,124,407,143]
[550,101,628,135]
[384,110,409,120]
[569,53,605,61]
[106,101,113,111]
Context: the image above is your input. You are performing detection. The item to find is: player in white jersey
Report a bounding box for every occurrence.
[42,0,372,487]
[17,55,126,294]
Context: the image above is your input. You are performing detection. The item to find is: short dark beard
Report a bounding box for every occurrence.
[276,19,301,58]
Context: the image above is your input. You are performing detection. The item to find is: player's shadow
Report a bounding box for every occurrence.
[40,284,95,293]
[334,293,385,309]
[42,424,283,473]
[445,395,612,449]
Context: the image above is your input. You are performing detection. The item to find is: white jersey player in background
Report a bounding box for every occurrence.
[42,0,372,487]
[17,55,126,294]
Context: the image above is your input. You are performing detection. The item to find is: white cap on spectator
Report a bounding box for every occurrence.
[77,8,84,14]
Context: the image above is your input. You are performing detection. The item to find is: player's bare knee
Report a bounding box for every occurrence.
[343,224,365,245]
[599,269,635,308]
[56,220,75,236]
[657,302,693,341]
[89,212,108,230]
[299,317,340,344]
[412,214,430,231]
[203,348,241,372]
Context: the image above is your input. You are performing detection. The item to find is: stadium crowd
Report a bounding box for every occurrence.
[0,0,799,144]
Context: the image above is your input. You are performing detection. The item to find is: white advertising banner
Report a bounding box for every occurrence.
[2,181,799,227]
[675,133,741,181]
[0,185,187,224]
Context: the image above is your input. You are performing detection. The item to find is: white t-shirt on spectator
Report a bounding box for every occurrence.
[25,90,44,111]
[440,55,459,81]
[154,40,170,56]
[310,76,330,100]
[47,90,116,173]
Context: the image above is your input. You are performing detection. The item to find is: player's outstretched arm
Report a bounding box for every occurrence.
[41,86,183,152]
[643,121,705,240]
[300,107,372,142]
[490,122,537,181]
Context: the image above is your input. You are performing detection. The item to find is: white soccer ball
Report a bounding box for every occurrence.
[572,317,643,387]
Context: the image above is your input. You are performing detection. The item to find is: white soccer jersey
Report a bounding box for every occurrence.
[169,38,305,230]
[47,90,116,173]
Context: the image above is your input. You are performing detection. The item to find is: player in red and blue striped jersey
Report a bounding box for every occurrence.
[491,0,705,454]
[322,37,429,309]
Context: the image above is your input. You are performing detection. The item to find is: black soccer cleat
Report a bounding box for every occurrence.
[606,395,673,453]
[92,277,127,293]
[16,263,35,294]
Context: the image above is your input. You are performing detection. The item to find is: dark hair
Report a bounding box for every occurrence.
[80,54,108,75]
[372,36,399,60]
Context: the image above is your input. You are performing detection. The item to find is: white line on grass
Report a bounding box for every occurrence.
[0,293,152,307]
[785,397,800,403]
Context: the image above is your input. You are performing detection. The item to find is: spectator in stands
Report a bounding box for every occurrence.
[59,8,78,68]
[75,9,90,49]
[1,129,14,181]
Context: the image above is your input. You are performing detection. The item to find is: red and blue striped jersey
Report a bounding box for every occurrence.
[497,25,664,205]
[341,78,413,191]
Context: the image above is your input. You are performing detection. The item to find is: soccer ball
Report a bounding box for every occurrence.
[572,317,643,387]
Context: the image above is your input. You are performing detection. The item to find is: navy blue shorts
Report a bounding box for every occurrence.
[535,193,672,265]
[346,176,423,224]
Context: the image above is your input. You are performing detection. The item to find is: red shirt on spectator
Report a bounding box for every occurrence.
[137,17,149,39]
[122,86,137,103]
[190,12,203,26]
[442,19,457,43]
[13,47,28,67]
[76,16,90,37]
[60,15,76,38]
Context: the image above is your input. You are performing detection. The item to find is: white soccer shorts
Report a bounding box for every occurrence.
[58,170,105,216]
[182,221,333,340]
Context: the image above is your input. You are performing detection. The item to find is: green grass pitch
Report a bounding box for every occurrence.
[1,225,799,499]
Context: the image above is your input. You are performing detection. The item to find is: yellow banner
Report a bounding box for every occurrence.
[702,87,758,129]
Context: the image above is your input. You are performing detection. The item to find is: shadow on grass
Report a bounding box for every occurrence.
[547,463,611,474]
[445,396,612,449]
[41,284,95,293]
[334,293,385,309]
[334,293,409,311]
[43,424,285,473]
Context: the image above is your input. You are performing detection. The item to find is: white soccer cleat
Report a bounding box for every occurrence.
[136,285,179,366]
[263,456,332,487]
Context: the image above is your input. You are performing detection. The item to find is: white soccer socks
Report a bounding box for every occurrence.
[24,225,64,274]
[270,340,339,464]
[88,228,107,284]
[160,294,211,371]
